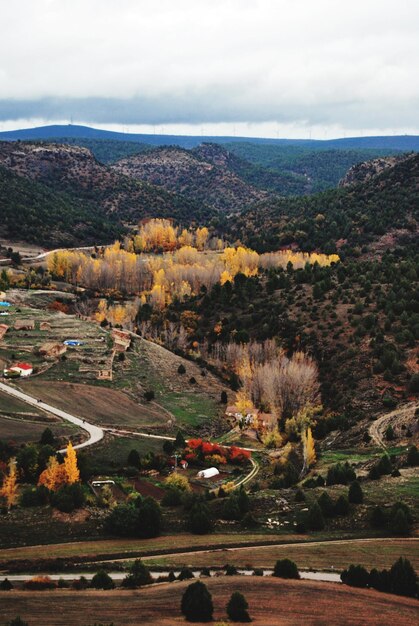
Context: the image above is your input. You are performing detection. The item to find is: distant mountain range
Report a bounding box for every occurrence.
[1,124,419,151]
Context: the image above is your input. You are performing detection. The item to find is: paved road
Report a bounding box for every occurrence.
[0,568,341,583]
[0,381,104,452]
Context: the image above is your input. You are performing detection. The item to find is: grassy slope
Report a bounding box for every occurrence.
[0,578,417,625]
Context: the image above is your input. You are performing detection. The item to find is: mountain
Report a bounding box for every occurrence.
[230,152,419,255]
[338,154,412,187]
[0,141,215,236]
[111,144,268,212]
[0,165,123,246]
[1,124,419,151]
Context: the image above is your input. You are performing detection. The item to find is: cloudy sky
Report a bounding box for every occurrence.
[1,0,418,138]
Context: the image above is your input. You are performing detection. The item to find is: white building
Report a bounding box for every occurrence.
[197,467,220,479]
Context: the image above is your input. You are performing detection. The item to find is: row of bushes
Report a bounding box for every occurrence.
[341,557,417,598]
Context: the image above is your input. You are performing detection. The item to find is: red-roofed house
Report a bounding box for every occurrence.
[9,362,33,377]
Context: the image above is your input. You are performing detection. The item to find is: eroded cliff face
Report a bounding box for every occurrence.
[338,155,410,188]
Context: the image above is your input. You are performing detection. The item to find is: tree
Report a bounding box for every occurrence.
[165,472,190,492]
[137,497,162,538]
[389,557,418,597]
[39,427,55,446]
[0,459,18,510]
[90,570,115,590]
[127,449,141,468]
[222,496,242,521]
[302,426,316,468]
[307,501,325,530]
[227,592,251,622]
[63,442,80,484]
[370,505,387,528]
[16,445,38,482]
[181,581,214,622]
[0,577,13,590]
[273,558,300,579]
[317,492,335,518]
[220,390,228,404]
[390,509,410,536]
[188,502,213,534]
[334,495,350,516]
[6,619,29,626]
[348,480,363,504]
[105,504,139,536]
[341,564,370,588]
[122,560,152,588]
[407,445,419,467]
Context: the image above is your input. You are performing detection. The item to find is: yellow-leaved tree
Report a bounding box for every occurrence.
[64,442,80,484]
[302,427,316,469]
[0,459,18,510]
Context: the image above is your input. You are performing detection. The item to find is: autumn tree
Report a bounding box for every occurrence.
[302,427,316,470]
[64,442,80,484]
[0,459,18,510]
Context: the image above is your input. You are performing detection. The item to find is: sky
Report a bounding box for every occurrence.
[0,0,418,139]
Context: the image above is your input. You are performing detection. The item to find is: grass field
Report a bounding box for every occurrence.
[18,380,168,432]
[82,433,165,471]
[0,578,417,625]
[143,538,419,571]
[0,413,81,444]
[0,533,289,562]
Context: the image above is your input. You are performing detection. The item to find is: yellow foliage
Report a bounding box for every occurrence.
[165,472,191,492]
[64,442,80,485]
[0,458,18,509]
[302,427,316,467]
[262,428,283,449]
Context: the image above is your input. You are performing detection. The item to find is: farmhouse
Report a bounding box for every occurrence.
[39,342,67,359]
[0,324,8,340]
[14,319,35,331]
[8,362,33,377]
[197,467,220,479]
[111,328,131,352]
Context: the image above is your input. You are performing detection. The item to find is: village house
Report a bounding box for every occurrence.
[0,324,8,340]
[7,362,33,377]
[111,328,131,352]
[14,319,35,331]
[226,404,275,431]
[39,342,67,359]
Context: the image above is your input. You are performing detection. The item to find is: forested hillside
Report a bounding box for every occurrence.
[0,141,215,229]
[229,153,419,255]
[0,165,123,246]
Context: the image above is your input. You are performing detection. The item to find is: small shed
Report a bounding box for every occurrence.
[197,467,220,479]
[39,342,67,359]
[0,324,8,340]
[97,369,113,381]
[14,319,35,331]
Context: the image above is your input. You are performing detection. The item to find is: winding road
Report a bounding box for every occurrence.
[0,381,104,453]
[369,401,417,449]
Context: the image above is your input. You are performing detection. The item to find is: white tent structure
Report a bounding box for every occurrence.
[197,467,220,479]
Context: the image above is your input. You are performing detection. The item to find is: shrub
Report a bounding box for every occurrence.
[273,558,300,579]
[407,445,419,467]
[348,480,363,504]
[225,564,238,576]
[295,489,305,502]
[370,505,387,528]
[237,487,250,514]
[105,504,139,536]
[385,425,395,441]
[90,570,115,590]
[0,577,13,590]
[181,581,214,622]
[222,496,242,521]
[341,564,370,588]
[241,512,259,529]
[334,495,350,516]
[307,501,325,530]
[389,557,418,597]
[165,472,191,492]
[178,364,186,374]
[390,509,410,536]
[179,567,195,581]
[24,576,56,590]
[137,497,162,538]
[162,488,182,507]
[122,560,152,588]
[226,591,251,622]
[408,373,419,393]
[72,575,89,590]
[40,427,55,446]
[127,449,141,467]
[317,492,335,517]
[188,502,213,534]
[377,454,392,475]
[220,390,228,404]
[51,483,85,513]
[144,390,155,401]
[326,462,356,486]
